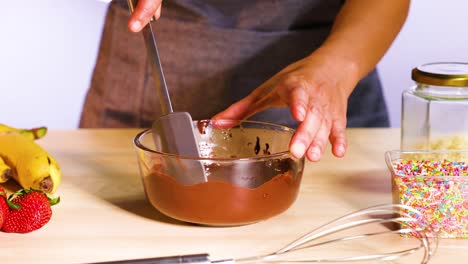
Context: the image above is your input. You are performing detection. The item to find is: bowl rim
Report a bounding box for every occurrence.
[133,119,298,161]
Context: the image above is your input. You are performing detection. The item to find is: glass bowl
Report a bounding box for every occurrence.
[133,120,305,226]
[385,150,468,238]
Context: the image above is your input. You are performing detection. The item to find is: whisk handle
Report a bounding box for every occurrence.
[88,253,214,264]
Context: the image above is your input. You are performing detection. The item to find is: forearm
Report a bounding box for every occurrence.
[316,0,410,87]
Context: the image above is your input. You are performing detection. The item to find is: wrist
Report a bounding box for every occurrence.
[307,47,361,96]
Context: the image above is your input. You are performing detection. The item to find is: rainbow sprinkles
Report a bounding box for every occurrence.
[392,159,468,238]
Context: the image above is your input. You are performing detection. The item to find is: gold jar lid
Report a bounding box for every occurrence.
[412,62,468,87]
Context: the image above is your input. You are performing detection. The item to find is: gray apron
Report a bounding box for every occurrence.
[79,0,389,128]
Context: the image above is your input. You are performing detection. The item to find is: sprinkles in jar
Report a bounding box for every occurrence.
[386,150,468,238]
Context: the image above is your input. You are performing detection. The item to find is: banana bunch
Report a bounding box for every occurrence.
[0,123,47,140]
[0,124,61,194]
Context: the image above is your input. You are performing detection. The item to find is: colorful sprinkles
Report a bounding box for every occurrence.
[392,159,468,238]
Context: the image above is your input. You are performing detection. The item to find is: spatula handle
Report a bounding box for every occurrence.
[127,0,173,115]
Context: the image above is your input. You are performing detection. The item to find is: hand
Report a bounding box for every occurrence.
[128,0,163,32]
[212,50,360,162]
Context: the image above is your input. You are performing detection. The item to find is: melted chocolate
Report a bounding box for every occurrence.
[143,166,301,226]
[263,143,271,155]
[197,120,210,135]
[254,137,260,155]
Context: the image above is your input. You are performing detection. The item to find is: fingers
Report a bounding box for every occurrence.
[209,119,240,129]
[212,89,275,121]
[211,99,256,129]
[329,120,347,158]
[290,106,347,162]
[155,5,162,19]
[288,86,309,122]
[212,97,255,121]
[289,106,322,159]
[306,119,331,162]
[128,0,163,32]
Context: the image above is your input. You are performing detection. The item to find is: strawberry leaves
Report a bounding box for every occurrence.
[7,188,60,209]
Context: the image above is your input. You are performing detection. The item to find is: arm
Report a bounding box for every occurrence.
[213,0,410,162]
[321,0,410,82]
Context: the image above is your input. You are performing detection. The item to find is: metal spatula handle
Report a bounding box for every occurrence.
[127,0,173,115]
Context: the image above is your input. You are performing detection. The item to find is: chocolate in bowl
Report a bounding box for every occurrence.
[134,120,305,226]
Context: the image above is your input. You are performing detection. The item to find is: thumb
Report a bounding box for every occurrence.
[212,97,254,121]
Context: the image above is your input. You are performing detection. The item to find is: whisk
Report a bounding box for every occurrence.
[90,204,438,264]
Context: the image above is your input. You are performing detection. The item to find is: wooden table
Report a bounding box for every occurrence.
[1,129,466,263]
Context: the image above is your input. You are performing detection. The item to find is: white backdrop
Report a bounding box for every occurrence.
[0,0,109,129]
[378,0,468,127]
[1,0,467,129]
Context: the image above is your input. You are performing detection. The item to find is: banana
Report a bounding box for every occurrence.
[0,156,12,183]
[0,123,47,140]
[0,133,61,193]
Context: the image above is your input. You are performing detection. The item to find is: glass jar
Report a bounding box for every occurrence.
[401,62,468,150]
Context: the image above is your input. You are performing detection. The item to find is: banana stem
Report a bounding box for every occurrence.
[0,168,12,183]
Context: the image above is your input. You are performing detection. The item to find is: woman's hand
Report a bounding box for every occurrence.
[127,0,163,32]
[212,0,410,162]
[212,50,360,162]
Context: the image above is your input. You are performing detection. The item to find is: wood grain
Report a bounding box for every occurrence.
[0,128,466,264]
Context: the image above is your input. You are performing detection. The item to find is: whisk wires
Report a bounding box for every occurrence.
[235,204,438,264]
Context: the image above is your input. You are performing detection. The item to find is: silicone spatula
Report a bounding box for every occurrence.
[127,0,207,184]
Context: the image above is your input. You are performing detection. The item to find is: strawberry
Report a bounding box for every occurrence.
[1,189,60,233]
[0,186,9,229]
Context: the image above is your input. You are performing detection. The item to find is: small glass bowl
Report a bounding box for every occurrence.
[385,150,468,238]
[134,120,305,226]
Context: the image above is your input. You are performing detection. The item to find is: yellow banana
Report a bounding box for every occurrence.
[0,123,47,140]
[0,156,12,183]
[0,133,61,193]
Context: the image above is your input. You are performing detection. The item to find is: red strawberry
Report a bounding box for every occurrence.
[0,186,9,229]
[2,189,60,233]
